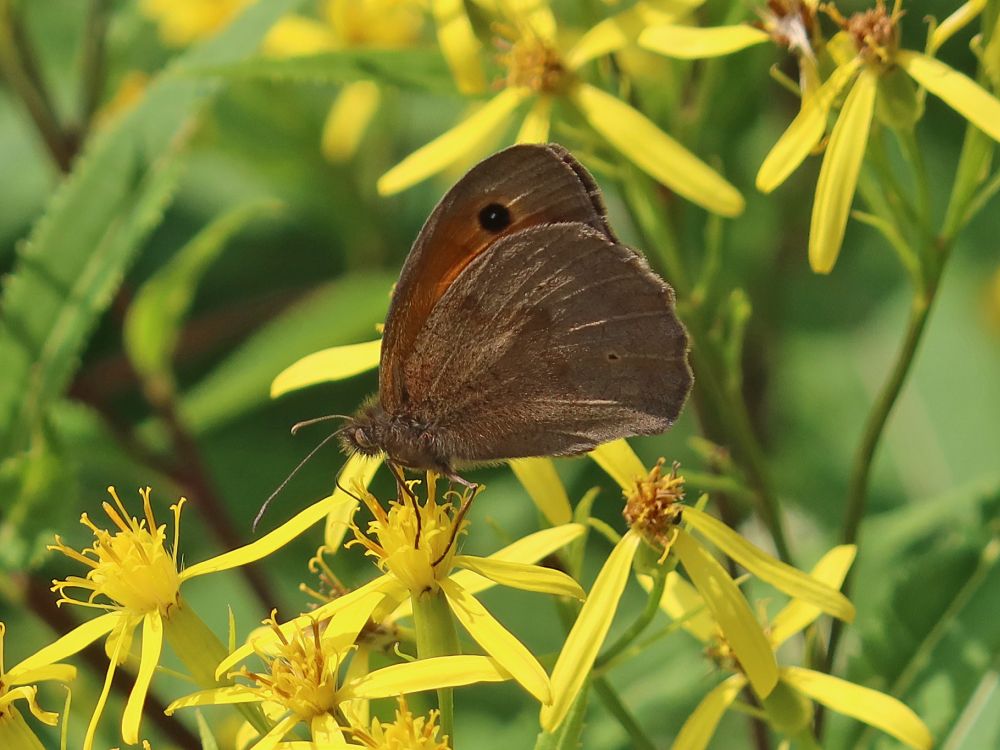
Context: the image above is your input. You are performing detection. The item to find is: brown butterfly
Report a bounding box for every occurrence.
[335,143,692,484]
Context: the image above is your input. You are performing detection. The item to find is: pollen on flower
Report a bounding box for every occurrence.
[48,487,184,617]
[235,612,341,722]
[623,459,685,557]
[495,25,568,94]
[348,478,474,593]
[833,0,901,64]
[351,696,449,750]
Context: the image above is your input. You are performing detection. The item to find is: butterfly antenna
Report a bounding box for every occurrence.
[290,414,352,435]
[253,428,346,532]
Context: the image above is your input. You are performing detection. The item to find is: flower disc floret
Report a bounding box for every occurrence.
[840,1,901,65]
[351,696,448,750]
[623,459,685,555]
[498,29,569,94]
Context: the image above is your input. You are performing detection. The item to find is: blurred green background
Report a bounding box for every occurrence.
[1,1,998,748]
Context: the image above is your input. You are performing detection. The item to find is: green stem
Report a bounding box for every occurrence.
[594,561,666,671]
[411,589,461,744]
[592,676,657,750]
[79,0,111,132]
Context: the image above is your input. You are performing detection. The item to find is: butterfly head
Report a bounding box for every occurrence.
[342,399,451,474]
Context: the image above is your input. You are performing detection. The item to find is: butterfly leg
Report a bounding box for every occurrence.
[387,461,422,548]
[432,480,482,567]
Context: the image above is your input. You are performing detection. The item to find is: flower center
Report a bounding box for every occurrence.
[759,0,816,58]
[351,696,448,750]
[623,459,686,555]
[350,479,471,593]
[498,31,568,94]
[844,1,900,64]
[49,488,183,616]
[239,615,341,722]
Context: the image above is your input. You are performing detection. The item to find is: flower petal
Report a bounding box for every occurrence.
[440,578,551,703]
[928,0,987,55]
[0,685,59,725]
[639,23,769,60]
[588,439,646,492]
[346,655,511,699]
[182,493,358,581]
[770,545,856,646]
[509,457,572,526]
[672,529,778,698]
[781,667,933,750]
[516,98,552,143]
[898,50,1000,142]
[683,507,855,622]
[255,714,301,750]
[165,685,262,714]
[325,454,382,549]
[572,83,744,216]
[756,60,862,193]
[311,713,351,747]
[84,630,126,750]
[5,663,76,688]
[322,82,382,163]
[541,531,642,732]
[671,674,747,750]
[270,339,381,398]
[12,612,118,675]
[637,570,715,642]
[454,555,584,599]
[377,89,529,195]
[808,68,877,273]
[122,613,163,744]
[432,0,486,93]
[262,16,339,57]
[566,2,678,69]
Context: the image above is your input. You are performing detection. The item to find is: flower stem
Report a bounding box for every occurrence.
[591,676,656,750]
[412,589,461,744]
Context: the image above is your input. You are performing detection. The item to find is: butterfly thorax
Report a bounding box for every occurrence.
[341,400,450,474]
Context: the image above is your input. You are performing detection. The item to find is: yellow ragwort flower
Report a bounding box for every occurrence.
[378,0,744,216]
[0,622,76,750]
[349,696,448,750]
[21,481,365,750]
[756,0,1000,272]
[168,605,502,748]
[665,545,933,750]
[540,440,854,732]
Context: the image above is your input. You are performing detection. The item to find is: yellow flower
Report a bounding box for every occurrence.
[263,1,428,162]
[167,606,504,748]
[349,696,448,749]
[221,477,586,706]
[756,0,1000,272]
[540,441,854,732]
[0,622,76,749]
[378,1,744,216]
[665,545,933,750]
[141,0,252,46]
[21,480,365,750]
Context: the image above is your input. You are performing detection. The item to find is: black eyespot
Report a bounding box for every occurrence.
[478,203,511,232]
[607,352,620,361]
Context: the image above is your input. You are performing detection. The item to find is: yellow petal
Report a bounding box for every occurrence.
[516,98,552,143]
[312,713,350,747]
[572,83,744,216]
[432,0,487,93]
[257,715,301,750]
[781,667,933,750]
[541,531,642,732]
[566,2,678,69]
[683,507,855,622]
[121,613,162,744]
[342,645,370,727]
[637,570,715,642]
[166,685,262,714]
[453,555,584,599]
[770,545,856,646]
[182,494,357,581]
[440,578,551,703]
[639,23,769,60]
[12,613,118,675]
[270,339,381,398]
[672,529,778,698]
[84,630,126,750]
[756,60,862,193]
[898,51,1000,143]
[321,81,381,163]
[325,453,382,549]
[5,663,76,688]
[808,69,877,274]
[377,89,529,195]
[588,439,646,492]
[671,674,747,750]
[346,655,511,699]
[262,16,339,57]
[509,457,571,526]
[928,0,987,55]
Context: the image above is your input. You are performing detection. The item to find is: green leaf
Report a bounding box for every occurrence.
[153,272,395,437]
[190,48,458,94]
[0,0,304,457]
[124,200,281,390]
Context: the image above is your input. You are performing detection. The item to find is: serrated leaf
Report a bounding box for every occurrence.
[124,200,281,386]
[190,48,458,94]
[0,0,304,457]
